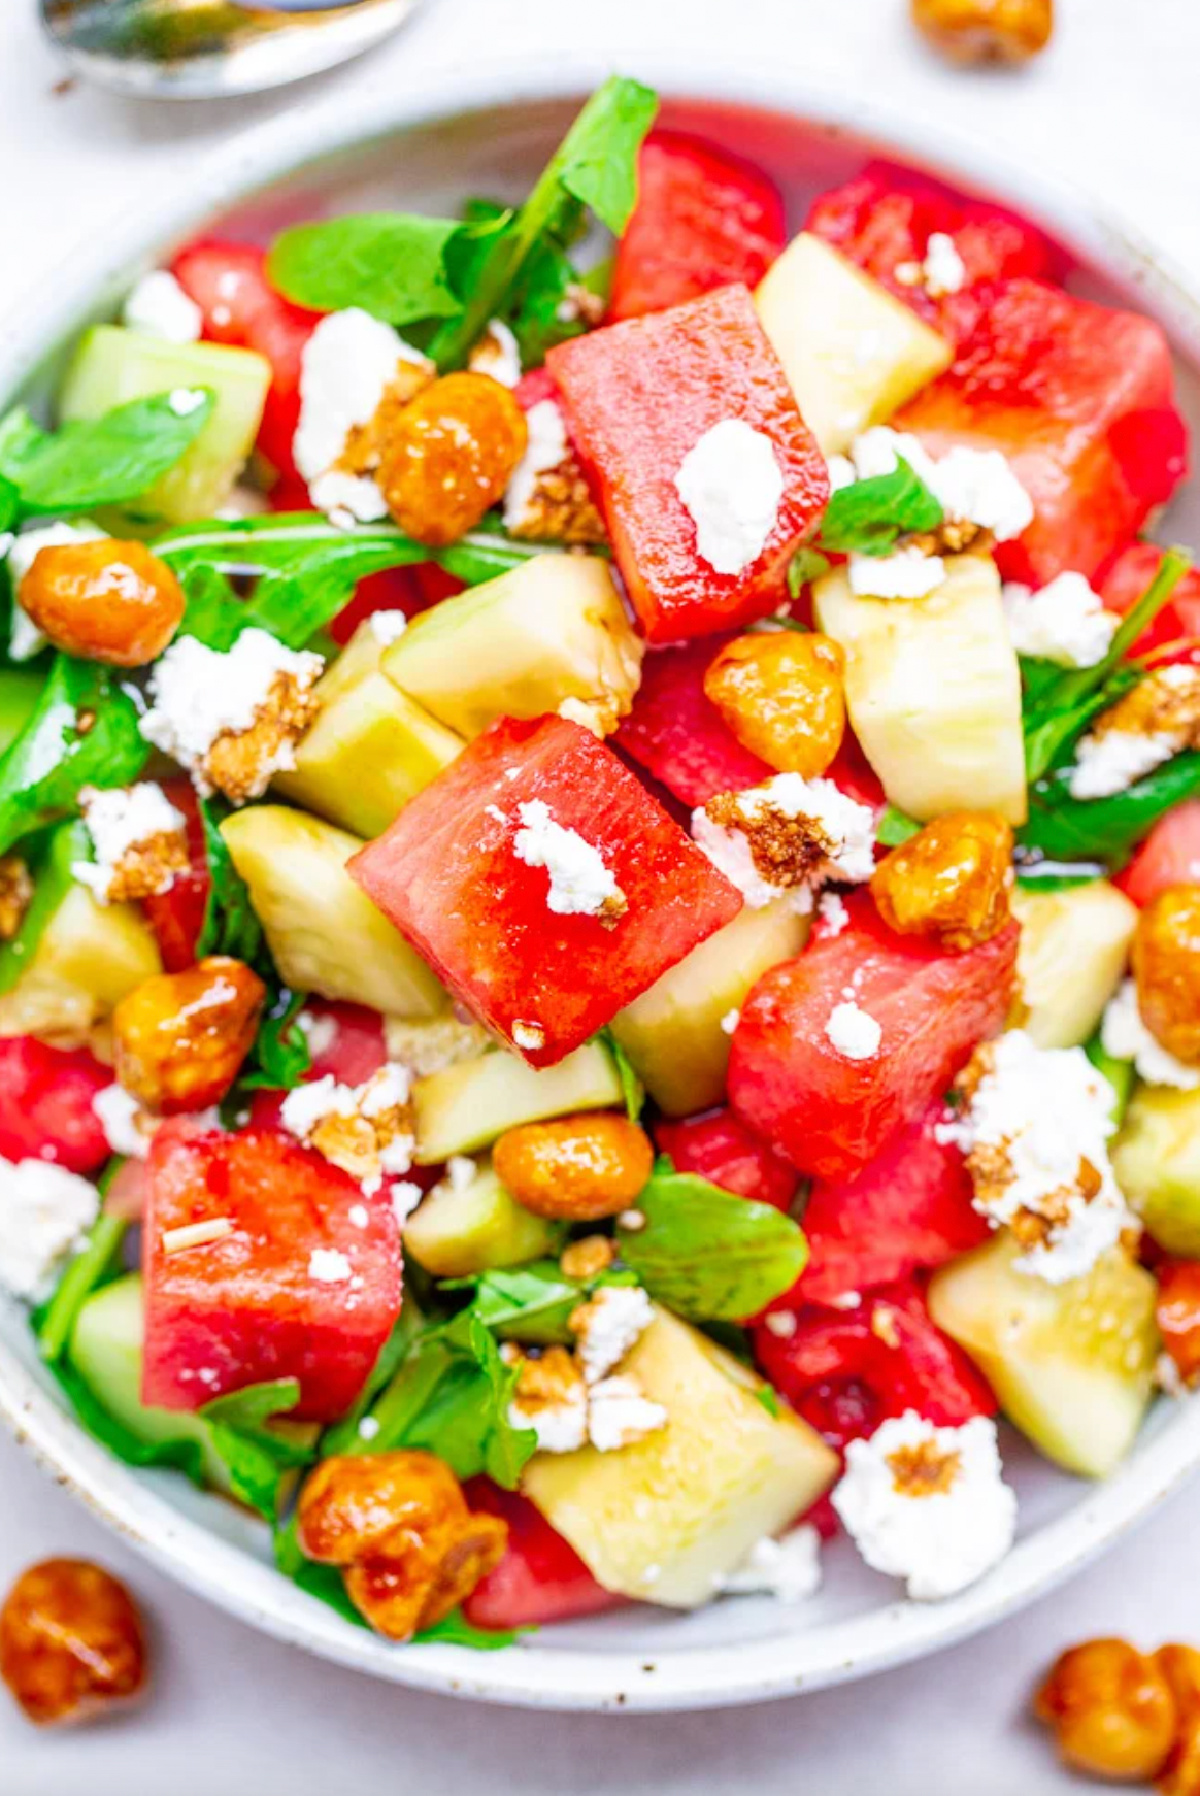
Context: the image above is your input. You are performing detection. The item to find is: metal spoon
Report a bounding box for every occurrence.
[40,0,424,99]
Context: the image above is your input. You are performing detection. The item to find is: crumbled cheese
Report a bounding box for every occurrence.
[506,1345,590,1455]
[503,399,569,532]
[140,628,323,797]
[616,1208,646,1232]
[348,1203,370,1229]
[391,1180,425,1224]
[308,1248,353,1284]
[358,1415,381,1441]
[844,427,1033,544]
[1070,664,1200,802]
[952,1030,1134,1283]
[296,1009,339,1060]
[122,269,203,343]
[1101,980,1200,1091]
[512,799,625,921]
[692,773,876,908]
[511,1021,546,1051]
[368,609,408,646]
[849,546,946,600]
[294,307,431,523]
[1069,729,1181,801]
[818,891,850,936]
[826,453,858,493]
[569,1285,655,1384]
[0,1160,99,1301]
[1003,572,1120,668]
[72,782,187,905]
[833,1411,1016,1601]
[825,1000,882,1061]
[168,388,207,418]
[673,419,784,576]
[587,1375,668,1452]
[92,1085,157,1161]
[763,1310,797,1337]
[468,318,522,389]
[281,1063,413,1195]
[715,1525,823,1603]
[921,232,967,298]
[5,521,108,661]
[720,1007,740,1036]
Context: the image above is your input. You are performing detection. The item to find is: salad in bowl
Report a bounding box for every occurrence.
[1,72,1198,1658]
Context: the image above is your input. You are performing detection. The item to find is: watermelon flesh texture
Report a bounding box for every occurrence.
[248,1001,387,1132]
[898,278,1189,586]
[0,1036,112,1175]
[1114,800,1200,908]
[141,1120,402,1421]
[754,1279,997,1452]
[348,714,743,1067]
[609,130,787,323]
[654,1107,799,1213]
[547,284,830,644]
[728,897,1019,1178]
[1100,541,1200,667]
[615,635,773,807]
[462,1478,626,1628]
[141,776,210,974]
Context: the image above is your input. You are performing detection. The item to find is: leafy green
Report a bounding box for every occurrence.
[787,546,831,597]
[0,821,83,999]
[616,1157,808,1323]
[876,803,922,847]
[1019,753,1200,867]
[414,1611,522,1651]
[319,1306,425,1457]
[1014,863,1104,893]
[198,1378,313,1519]
[0,474,18,533]
[195,796,265,965]
[35,1195,127,1364]
[816,461,942,558]
[442,1260,637,1347]
[597,1028,645,1121]
[1086,1031,1135,1128]
[0,655,148,856]
[45,1356,209,1485]
[454,196,592,368]
[267,214,462,325]
[0,392,214,517]
[238,987,311,1094]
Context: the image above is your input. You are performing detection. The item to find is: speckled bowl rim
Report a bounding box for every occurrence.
[3,51,1200,1712]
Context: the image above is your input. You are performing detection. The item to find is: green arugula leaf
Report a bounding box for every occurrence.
[443,1260,638,1347]
[176,562,246,651]
[238,987,311,1094]
[45,1356,208,1486]
[755,1385,780,1418]
[0,669,42,754]
[816,461,942,558]
[195,795,265,965]
[1085,1030,1135,1128]
[268,214,463,325]
[198,1377,314,1519]
[1019,752,1200,867]
[454,196,593,368]
[0,393,214,517]
[876,803,922,847]
[616,1157,808,1322]
[0,655,148,856]
[0,474,18,533]
[319,1306,425,1457]
[35,1193,127,1364]
[0,821,84,999]
[413,1611,522,1651]
[597,1028,645,1121]
[787,545,831,597]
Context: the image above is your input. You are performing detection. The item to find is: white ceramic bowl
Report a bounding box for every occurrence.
[3,56,1200,1714]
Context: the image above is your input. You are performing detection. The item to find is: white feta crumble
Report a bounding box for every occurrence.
[510,1374,590,1456]
[0,1160,100,1302]
[122,269,203,343]
[281,1063,413,1195]
[468,318,522,389]
[921,232,968,298]
[673,419,784,576]
[512,799,624,920]
[842,426,1033,544]
[391,1180,425,1225]
[586,1375,669,1452]
[308,1248,353,1285]
[502,399,569,533]
[72,781,187,904]
[1003,571,1120,668]
[763,1310,798,1337]
[691,773,876,909]
[358,1415,381,1441]
[168,387,207,418]
[511,1021,546,1052]
[1101,979,1200,1091]
[569,1285,655,1384]
[296,1009,338,1060]
[5,521,108,661]
[953,1029,1134,1283]
[833,1411,1016,1601]
[826,453,858,493]
[849,546,946,600]
[294,307,431,523]
[715,1525,823,1604]
[720,1007,741,1036]
[348,1203,370,1229]
[825,1000,882,1061]
[368,609,408,646]
[1069,729,1181,801]
[140,627,323,793]
[280,1074,356,1139]
[818,891,850,936]
[92,1085,157,1161]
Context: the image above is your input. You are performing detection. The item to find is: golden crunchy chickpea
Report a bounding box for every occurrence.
[911,0,1053,65]
[378,371,528,547]
[1133,887,1200,1067]
[703,632,846,777]
[20,540,184,667]
[870,810,1013,950]
[112,956,265,1113]
[297,1451,508,1642]
[0,1559,146,1727]
[493,1111,654,1222]
[1035,1638,1178,1783]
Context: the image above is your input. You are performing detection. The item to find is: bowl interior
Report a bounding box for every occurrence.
[3,73,1200,1712]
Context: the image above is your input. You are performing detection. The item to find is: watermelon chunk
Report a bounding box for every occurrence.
[141,777,209,974]
[728,896,1018,1177]
[0,1036,111,1175]
[547,285,829,643]
[899,278,1188,586]
[655,1107,799,1213]
[248,1000,387,1132]
[806,162,1055,343]
[609,131,786,323]
[615,635,773,807]
[1100,542,1200,666]
[141,1120,402,1421]
[754,1278,997,1451]
[349,714,742,1066]
[462,1478,626,1628]
[1113,801,1200,908]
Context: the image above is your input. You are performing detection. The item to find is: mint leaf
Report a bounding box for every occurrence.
[555,76,658,232]
[616,1157,808,1322]
[598,1027,645,1121]
[0,393,214,517]
[268,213,463,326]
[1019,752,1200,867]
[0,656,148,856]
[199,1378,314,1520]
[817,460,942,557]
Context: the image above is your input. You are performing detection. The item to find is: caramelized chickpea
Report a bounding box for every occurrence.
[1160,1723,1200,1796]
[20,540,184,667]
[1156,1262,1200,1390]
[1035,1639,1178,1782]
[703,632,847,777]
[1133,887,1200,1066]
[493,1111,654,1222]
[378,371,528,547]
[870,810,1013,950]
[297,1451,508,1642]
[112,956,265,1113]
[0,1559,146,1726]
[911,0,1053,65]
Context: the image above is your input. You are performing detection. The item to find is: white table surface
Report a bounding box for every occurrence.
[2,0,1199,1788]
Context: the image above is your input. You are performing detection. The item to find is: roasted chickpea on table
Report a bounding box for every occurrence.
[0,1559,147,1727]
[1036,1638,1200,1791]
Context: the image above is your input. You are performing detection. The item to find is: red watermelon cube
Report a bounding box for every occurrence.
[609,131,786,323]
[899,278,1188,585]
[348,714,742,1066]
[462,1479,626,1629]
[0,1036,112,1175]
[615,635,773,808]
[1114,801,1200,909]
[654,1106,799,1213]
[141,1120,402,1421]
[1100,541,1200,666]
[547,285,829,643]
[728,897,1018,1178]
